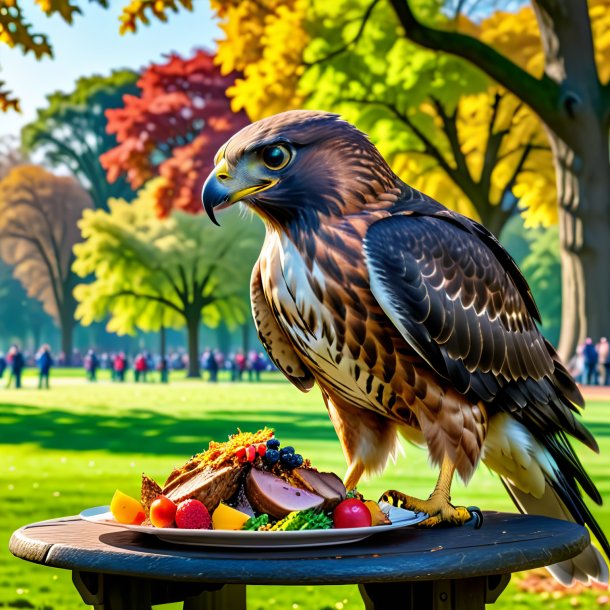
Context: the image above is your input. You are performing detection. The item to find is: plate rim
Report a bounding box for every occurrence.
[80,504,426,544]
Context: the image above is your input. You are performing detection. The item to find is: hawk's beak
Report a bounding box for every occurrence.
[201,159,277,226]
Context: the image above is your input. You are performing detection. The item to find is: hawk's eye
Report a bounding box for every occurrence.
[262,145,291,170]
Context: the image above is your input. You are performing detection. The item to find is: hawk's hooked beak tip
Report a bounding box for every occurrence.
[201,169,228,226]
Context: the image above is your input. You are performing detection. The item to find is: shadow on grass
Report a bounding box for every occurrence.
[0,403,337,456]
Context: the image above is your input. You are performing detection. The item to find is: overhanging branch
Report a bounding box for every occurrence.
[387,0,562,127]
[304,0,380,66]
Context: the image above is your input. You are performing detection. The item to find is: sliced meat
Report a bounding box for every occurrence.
[163,464,247,513]
[292,468,346,510]
[246,468,324,519]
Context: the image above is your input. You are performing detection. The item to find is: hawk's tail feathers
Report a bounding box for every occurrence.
[483,412,609,586]
[501,475,609,586]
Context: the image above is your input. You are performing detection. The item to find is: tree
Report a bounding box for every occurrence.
[211,0,554,238]
[0,0,198,112]
[101,50,249,216]
[0,165,93,362]
[384,0,610,358]
[21,70,139,211]
[0,260,52,348]
[73,181,262,377]
[299,0,556,236]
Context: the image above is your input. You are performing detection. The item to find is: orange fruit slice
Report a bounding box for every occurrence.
[212,503,250,530]
[110,489,146,525]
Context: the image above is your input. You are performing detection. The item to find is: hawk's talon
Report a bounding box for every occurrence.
[379,489,481,528]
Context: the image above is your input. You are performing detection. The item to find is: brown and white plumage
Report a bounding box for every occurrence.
[202,110,609,585]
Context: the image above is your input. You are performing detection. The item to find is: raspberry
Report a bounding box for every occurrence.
[175,499,211,529]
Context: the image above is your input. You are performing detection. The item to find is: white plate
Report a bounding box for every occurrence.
[80,504,428,548]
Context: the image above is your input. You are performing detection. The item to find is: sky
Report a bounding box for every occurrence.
[0,0,220,137]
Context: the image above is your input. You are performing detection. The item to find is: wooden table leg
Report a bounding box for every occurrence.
[183,584,247,610]
[72,571,246,610]
[359,574,511,610]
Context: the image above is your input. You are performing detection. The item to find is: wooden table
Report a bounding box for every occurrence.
[9,511,589,610]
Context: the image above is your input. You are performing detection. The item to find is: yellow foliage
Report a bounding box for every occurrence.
[118,0,193,35]
[212,0,309,120]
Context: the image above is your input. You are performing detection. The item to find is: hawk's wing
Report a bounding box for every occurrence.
[251,258,315,392]
[363,209,595,451]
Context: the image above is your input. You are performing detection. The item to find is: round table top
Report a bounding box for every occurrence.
[10,511,589,585]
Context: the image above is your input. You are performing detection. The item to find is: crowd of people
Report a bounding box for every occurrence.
[568,337,610,386]
[200,349,271,382]
[0,343,275,388]
[5,337,610,389]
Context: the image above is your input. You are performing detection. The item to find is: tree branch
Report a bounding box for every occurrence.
[108,290,184,315]
[304,0,381,66]
[387,0,562,126]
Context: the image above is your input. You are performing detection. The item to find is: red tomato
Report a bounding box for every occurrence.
[149,495,177,528]
[333,499,372,529]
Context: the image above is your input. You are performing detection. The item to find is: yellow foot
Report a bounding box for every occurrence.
[380,489,483,529]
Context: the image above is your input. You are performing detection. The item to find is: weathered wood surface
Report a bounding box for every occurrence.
[9,512,589,586]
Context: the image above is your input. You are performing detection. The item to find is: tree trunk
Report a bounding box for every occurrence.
[532,1,610,361]
[551,132,610,361]
[186,311,201,378]
[242,323,251,354]
[60,319,74,366]
[160,325,167,360]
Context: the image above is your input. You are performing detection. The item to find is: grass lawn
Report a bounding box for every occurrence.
[1,373,609,609]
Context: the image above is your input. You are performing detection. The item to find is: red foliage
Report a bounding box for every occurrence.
[101,50,248,215]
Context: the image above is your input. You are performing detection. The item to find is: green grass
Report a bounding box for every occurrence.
[1,374,609,609]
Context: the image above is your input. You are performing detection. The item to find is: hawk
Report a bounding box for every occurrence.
[202,110,608,584]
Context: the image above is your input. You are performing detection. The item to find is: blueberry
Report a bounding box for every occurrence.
[280,452,294,466]
[279,446,295,456]
[266,438,281,450]
[292,454,303,467]
[265,449,280,465]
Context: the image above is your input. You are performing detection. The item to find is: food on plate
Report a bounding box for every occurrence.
[175,499,211,529]
[110,489,146,525]
[149,495,177,528]
[333,498,373,529]
[114,429,391,531]
[212,503,251,530]
[365,500,392,526]
[245,467,325,519]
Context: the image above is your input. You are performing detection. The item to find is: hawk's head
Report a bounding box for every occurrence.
[201,110,398,227]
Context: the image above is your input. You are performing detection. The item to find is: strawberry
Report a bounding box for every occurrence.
[256,443,267,456]
[235,447,247,461]
[175,499,211,529]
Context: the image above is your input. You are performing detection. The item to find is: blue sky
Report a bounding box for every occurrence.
[0,1,220,137]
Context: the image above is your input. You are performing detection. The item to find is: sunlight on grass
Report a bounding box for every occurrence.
[1,374,609,609]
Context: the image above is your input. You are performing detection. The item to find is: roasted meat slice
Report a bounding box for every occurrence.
[162,463,247,513]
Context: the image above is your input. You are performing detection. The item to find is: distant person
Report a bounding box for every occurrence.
[113,352,127,382]
[252,352,266,382]
[235,350,247,381]
[0,352,5,379]
[134,353,147,382]
[583,337,599,385]
[36,344,53,390]
[206,350,219,383]
[7,345,25,389]
[599,337,610,386]
[157,355,169,384]
[84,349,99,382]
